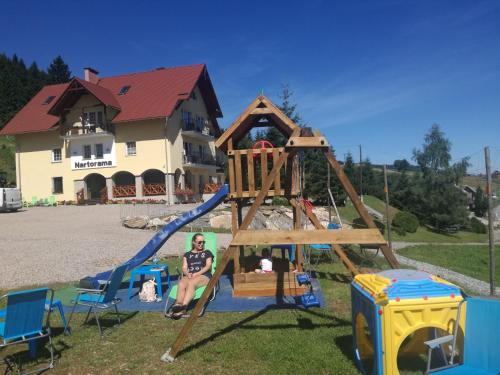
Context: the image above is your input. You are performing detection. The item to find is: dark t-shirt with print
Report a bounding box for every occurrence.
[183,250,214,278]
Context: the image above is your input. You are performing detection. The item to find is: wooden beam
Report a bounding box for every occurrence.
[293,201,303,272]
[231,229,386,246]
[228,140,235,195]
[250,107,272,115]
[260,148,268,189]
[273,148,281,193]
[286,136,329,148]
[247,153,255,196]
[290,198,359,276]
[229,189,287,199]
[235,150,243,197]
[228,147,284,156]
[323,149,400,268]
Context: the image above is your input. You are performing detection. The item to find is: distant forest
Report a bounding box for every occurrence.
[0,53,71,185]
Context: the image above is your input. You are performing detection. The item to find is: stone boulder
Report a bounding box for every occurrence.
[123,216,149,229]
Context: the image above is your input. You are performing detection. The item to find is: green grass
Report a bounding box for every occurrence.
[399,244,500,283]
[0,252,399,375]
[363,195,399,220]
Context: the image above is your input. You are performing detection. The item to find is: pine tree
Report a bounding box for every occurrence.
[47,55,71,84]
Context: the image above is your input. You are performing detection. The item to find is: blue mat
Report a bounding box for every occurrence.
[64,274,325,313]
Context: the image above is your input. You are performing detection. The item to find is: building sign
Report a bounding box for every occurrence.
[73,159,113,169]
[70,139,116,170]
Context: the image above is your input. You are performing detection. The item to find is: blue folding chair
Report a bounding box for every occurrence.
[308,223,340,264]
[67,264,127,337]
[425,297,500,374]
[0,288,55,374]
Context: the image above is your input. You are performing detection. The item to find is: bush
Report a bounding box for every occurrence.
[352,217,385,234]
[271,197,290,206]
[468,217,487,234]
[392,211,419,236]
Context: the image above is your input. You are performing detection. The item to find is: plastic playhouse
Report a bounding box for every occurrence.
[351,269,465,375]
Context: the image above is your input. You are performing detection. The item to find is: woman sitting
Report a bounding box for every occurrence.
[171,233,213,319]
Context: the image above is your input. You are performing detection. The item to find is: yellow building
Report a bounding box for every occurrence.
[0,64,225,204]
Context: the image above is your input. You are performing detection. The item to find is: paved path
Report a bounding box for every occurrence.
[0,205,231,289]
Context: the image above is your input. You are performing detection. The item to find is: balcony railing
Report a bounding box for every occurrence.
[183,153,218,166]
[62,122,113,138]
[143,183,166,196]
[181,121,215,137]
[113,185,136,198]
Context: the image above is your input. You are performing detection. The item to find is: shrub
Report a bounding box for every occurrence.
[469,217,487,234]
[352,217,385,234]
[271,197,290,206]
[392,211,419,236]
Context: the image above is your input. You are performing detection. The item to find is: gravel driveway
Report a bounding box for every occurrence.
[0,205,231,289]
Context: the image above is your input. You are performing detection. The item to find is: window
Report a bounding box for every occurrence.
[52,148,62,162]
[97,111,103,125]
[126,141,136,156]
[43,96,55,105]
[83,111,104,127]
[52,177,63,194]
[118,85,131,95]
[95,143,104,159]
[196,116,204,131]
[181,110,192,126]
[83,145,91,159]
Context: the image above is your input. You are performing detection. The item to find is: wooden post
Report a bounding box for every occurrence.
[485,147,496,295]
[383,165,393,252]
[293,200,303,272]
[323,149,400,268]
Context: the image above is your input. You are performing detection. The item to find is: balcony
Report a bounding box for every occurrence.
[183,153,220,169]
[180,121,215,141]
[61,122,114,140]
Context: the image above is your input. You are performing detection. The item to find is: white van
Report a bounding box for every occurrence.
[0,188,22,212]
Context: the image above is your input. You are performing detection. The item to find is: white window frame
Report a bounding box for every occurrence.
[52,148,62,163]
[126,141,136,156]
[52,177,63,194]
[95,143,104,159]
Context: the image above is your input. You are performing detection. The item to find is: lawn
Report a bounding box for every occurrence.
[339,197,487,243]
[398,244,500,283]
[363,195,399,220]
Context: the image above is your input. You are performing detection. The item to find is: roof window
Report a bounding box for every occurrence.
[118,85,131,96]
[42,95,56,105]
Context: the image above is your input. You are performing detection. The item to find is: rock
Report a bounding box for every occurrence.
[123,216,149,229]
[265,211,293,230]
[148,217,165,228]
[210,213,232,229]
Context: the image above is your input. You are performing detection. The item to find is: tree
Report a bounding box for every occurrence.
[473,186,488,217]
[409,124,470,230]
[393,159,410,172]
[47,55,71,84]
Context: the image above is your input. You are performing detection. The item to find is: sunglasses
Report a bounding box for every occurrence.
[195,241,205,245]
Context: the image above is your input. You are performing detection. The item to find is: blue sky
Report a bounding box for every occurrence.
[2,0,499,171]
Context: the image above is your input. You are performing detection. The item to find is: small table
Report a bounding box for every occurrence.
[127,264,170,300]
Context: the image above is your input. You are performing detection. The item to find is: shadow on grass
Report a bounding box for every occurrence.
[334,334,358,369]
[177,306,351,357]
[310,270,352,284]
[78,310,138,335]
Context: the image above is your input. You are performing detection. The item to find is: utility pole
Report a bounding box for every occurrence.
[359,144,363,202]
[485,146,496,295]
[383,165,393,252]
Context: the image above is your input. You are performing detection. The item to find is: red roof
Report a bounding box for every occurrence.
[0,64,222,135]
[0,83,68,135]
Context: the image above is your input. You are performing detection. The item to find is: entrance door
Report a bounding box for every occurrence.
[85,174,106,200]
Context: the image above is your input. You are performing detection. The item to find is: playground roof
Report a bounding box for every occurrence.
[215,95,299,151]
[1,64,222,135]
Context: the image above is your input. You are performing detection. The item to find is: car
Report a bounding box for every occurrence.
[0,188,22,212]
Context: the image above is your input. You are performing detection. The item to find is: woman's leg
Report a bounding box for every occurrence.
[181,275,210,307]
[175,277,190,305]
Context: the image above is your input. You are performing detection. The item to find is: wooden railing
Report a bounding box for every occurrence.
[113,185,136,198]
[143,183,166,196]
[203,183,222,193]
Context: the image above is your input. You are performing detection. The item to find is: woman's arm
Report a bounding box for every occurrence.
[193,256,212,277]
[182,256,190,277]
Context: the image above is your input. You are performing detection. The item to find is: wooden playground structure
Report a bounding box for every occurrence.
[163,95,400,361]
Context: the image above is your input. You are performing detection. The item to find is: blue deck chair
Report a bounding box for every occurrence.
[0,288,55,374]
[425,297,500,375]
[164,232,218,317]
[308,223,340,264]
[67,264,127,337]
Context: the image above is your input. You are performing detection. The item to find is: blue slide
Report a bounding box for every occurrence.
[91,184,229,286]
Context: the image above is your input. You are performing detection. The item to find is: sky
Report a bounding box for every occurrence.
[1,0,499,172]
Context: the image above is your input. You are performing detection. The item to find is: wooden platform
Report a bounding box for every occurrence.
[233,272,308,297]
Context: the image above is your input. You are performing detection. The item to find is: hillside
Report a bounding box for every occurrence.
[0,136,15,185]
